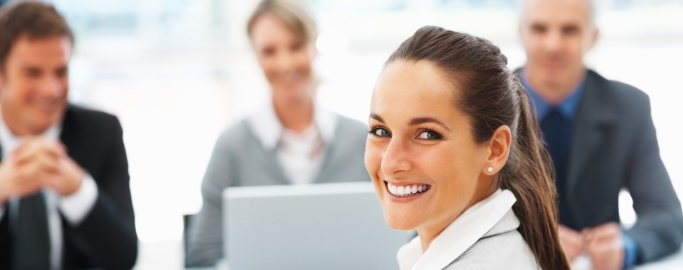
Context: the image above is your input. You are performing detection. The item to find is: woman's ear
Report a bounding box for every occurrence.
[483,125,512,175]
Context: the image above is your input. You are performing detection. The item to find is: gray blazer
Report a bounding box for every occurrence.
[519,69,683,263]
[185,115,370,267]
[444,210,539,269]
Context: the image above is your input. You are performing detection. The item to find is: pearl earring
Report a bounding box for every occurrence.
[487,167,494,173]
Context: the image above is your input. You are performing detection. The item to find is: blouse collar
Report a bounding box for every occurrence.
[248,101,337,150]
[397,189,518,270]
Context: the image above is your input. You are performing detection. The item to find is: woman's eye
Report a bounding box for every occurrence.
[261,47,275,56]
[417,130,442,140]
[370,128,390,137]
[291,42,304,51]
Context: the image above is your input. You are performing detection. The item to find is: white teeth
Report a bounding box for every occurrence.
[389,184,397,194]
[386,182,430,197]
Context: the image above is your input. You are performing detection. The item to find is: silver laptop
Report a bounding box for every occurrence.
[222,182,411,270]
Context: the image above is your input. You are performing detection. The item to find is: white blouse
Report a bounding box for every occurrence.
[397,189,517,270]
[248,102,337,185]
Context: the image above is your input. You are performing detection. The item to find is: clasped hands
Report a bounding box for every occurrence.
[0,137,85,204]
[560,223,625,270]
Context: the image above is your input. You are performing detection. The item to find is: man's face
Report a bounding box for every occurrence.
[519,0,598,85]
[0,35,71,135]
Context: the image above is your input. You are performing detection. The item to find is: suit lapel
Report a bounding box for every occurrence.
[59,106,75,157]
[59,106,88,176]
[567,70,617,195]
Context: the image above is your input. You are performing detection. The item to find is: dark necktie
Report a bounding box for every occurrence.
[540,108,575,229]
[12,192,51,270]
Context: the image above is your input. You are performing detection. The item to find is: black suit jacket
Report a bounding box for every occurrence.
[519,69,683,263]
[0,105,137,269]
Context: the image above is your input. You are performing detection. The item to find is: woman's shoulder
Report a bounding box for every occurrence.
[331,114,368,142]
[444,229,539,270]
[443,209,540,270]
[214,119,258,151]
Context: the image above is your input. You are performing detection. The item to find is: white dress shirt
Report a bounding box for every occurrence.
[248,102,337,185]
[0,115,98,270]
[397,189,517,270]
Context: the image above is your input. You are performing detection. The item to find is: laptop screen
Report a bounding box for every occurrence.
[223,182,411,270]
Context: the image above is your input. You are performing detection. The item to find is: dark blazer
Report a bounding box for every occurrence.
[0,105,138,269]
[520,69,683,263]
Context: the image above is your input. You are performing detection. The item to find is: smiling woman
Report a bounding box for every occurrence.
[365,26,570,270]
[185,0,370,267]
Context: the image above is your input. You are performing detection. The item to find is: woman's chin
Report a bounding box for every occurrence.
[383,208,422,231]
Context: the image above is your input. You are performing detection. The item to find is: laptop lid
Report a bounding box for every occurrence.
[223,182,411,270]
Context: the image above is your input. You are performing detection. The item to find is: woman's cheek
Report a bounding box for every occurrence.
[364,141,383,179]
[295,54,312,79]
[260,59,279,84]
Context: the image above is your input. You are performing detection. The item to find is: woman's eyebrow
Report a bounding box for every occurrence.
[410,117,451,132]
[369,113,385,123]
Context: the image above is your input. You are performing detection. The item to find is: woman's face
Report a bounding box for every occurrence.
[365,60,494,234]
[250,13,314,102]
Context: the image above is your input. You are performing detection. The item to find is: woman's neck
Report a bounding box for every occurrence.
[418,223,449,253]
[273,95,314,134]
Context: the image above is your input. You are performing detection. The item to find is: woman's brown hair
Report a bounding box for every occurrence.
[386,26,569,270]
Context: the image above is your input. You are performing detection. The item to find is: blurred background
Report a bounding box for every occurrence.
[35,0,683,268]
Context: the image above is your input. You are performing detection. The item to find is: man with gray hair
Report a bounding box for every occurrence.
[517,0,683,269]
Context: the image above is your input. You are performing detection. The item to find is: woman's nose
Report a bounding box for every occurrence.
[275,51,296,73]
[380,138,412,176]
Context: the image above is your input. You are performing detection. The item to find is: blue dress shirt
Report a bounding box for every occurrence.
[520,70,639,269]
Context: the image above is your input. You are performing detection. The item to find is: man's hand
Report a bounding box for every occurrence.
[0,152,45,203]
[0,137,58,203]
[0,137,85,203]
[15,137,85,196]
[45,153,85,196]
[559,224,585,262]
[583,222,624,270]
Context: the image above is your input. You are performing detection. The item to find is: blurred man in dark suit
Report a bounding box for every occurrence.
[0,2,137,269]
[517,0,683,269]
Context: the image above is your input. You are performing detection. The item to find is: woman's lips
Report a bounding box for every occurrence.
[384,181,431,197]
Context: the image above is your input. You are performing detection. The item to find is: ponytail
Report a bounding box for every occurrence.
[498,76,569,269]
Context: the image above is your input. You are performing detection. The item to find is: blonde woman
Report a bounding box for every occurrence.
[186,0,369,266]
